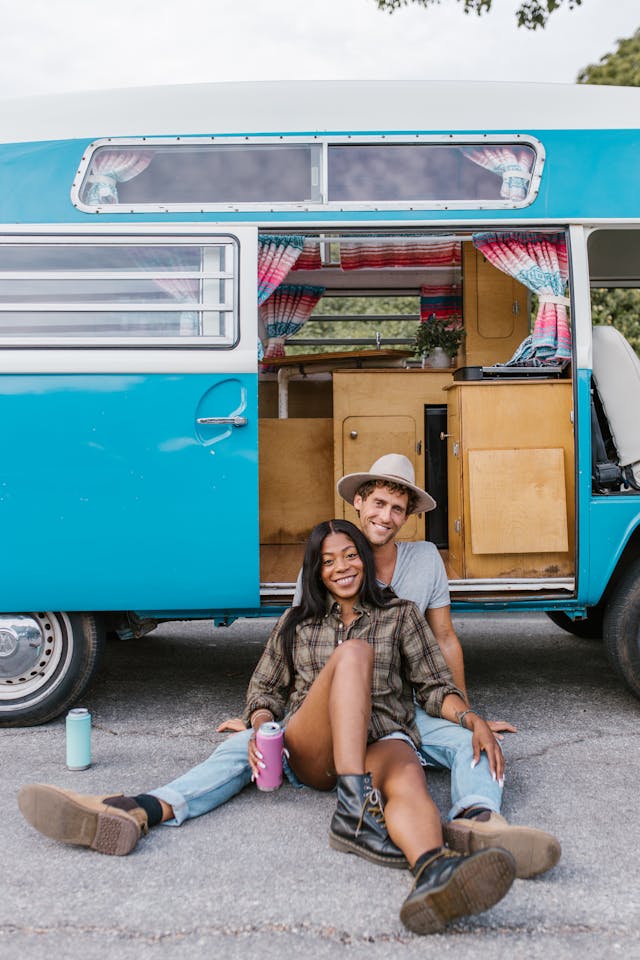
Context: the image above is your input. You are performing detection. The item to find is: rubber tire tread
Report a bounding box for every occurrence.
[603,558,640,700]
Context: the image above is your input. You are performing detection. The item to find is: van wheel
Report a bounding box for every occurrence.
[603,563,640,700]
[546,608,604,640]
[0,613,104,727]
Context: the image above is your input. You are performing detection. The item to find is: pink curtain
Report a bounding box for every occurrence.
[83,150,153,205]
[260,284,325,360]
[290,240,323,271]
[340,239,461,270]
[463,148,534,202]
[258,236,305,305]
[420,283,462,323]
[473,232,570,361]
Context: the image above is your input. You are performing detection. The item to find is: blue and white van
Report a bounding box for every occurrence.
[1,80,640,725]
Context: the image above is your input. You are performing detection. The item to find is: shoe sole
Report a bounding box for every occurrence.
[328,830,408,869]
[400,848,516,935]
[443,820,561,879]
[18,785,139,856]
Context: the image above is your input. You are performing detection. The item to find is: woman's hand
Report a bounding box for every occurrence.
[216,717,245,734]
[248,732,266,781]
[469,715,505,784]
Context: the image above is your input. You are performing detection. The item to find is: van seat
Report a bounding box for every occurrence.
[592,325,640,487]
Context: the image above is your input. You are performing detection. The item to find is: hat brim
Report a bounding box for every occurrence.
[337,472,437,515]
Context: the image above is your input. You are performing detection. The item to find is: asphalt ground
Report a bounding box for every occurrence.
[2,613,640,960]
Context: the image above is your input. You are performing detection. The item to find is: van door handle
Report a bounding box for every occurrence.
[196,416,248,427]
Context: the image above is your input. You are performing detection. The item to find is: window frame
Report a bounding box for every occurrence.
[71,134,545,214]
[0,234,240,349]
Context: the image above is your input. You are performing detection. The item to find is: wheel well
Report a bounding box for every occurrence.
[600,526,640,607]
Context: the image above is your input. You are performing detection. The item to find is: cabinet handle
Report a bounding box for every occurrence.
[350,431,358,439]
[440,432,452,440]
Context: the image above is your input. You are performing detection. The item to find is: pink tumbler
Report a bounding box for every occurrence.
[255,721,285,792]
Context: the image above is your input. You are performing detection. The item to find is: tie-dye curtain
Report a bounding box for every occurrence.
[462,148,534,202]
[258,235,306,306]
[420,284,462,323]
[83,150,153,205]
[473,232,570,362]
[260,284,325,360]
[340,239,461,270]
[131,248,200,335]
[290,241,323,271]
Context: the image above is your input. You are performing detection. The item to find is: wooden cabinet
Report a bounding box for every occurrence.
[445,380,575,579]
[333,370,453,541]
[462,245,530,367]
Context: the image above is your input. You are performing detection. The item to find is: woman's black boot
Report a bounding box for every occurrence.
[400,846,516,935]
[329,773,407,869]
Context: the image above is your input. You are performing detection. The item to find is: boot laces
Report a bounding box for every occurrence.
[355,787,386,838]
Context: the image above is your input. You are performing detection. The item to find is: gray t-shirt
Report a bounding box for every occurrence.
[292,540,450,613]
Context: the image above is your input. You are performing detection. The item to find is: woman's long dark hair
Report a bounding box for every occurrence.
[281,519,393,650]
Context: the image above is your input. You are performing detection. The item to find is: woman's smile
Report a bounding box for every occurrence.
[320,532,364,600]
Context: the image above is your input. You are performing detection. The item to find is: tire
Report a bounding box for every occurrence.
[546,608,604,640]
[603,561,640,700]
[0,612,104,727]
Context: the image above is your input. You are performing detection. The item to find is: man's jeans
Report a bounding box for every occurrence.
[413,708,503,819]
[150,706,503,826]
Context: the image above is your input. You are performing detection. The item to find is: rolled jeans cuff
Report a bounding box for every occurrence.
[448,792,502,822]
[147,786,190,826]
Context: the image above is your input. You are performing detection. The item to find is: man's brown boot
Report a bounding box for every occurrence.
[18,784,148,856]
[443,810,561,879]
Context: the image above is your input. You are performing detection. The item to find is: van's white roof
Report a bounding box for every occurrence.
[0,80,638,143]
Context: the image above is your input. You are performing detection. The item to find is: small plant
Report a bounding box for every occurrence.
[414,315,465,359]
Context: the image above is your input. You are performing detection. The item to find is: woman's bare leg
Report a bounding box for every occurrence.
[284,638,373,789]
[366,739,444,867]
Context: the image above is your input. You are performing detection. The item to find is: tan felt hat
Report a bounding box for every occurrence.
[337,453,436,515]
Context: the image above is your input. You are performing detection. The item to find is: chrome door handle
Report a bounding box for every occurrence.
[196,416,248,427]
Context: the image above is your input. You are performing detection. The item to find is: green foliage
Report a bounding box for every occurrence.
[578,31,640,352]
[414,317,465,358]
[374,0,582,29]
[577,28,640,86]
[295,295,419,353]
[591,289,640,354]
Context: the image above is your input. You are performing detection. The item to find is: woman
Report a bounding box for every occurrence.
[244,519,515,935]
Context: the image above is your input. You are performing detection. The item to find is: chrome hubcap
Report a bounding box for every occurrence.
[0,614,66,700]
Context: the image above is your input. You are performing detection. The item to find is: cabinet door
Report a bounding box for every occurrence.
[341,415,418,539]
[463,246,529,366]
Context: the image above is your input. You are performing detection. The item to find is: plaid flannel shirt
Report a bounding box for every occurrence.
[244,597,463,749]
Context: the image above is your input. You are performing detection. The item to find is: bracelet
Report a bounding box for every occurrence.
[250,708,274,729]
[455,709,476,729]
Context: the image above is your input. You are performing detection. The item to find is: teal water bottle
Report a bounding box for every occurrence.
[66,708,92,770]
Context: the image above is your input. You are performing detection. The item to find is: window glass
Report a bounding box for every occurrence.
[75,139,539,210]
[291,295,420,354]
[328,144,536,203]
[0,241,237,344]
[80,144,322,206]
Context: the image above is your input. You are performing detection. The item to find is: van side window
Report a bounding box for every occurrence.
[327,144,537,204]
[0,239,238,346]
[73,138,542,212]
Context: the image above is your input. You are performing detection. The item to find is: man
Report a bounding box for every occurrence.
[18,455,560,879]
[331,454,560,878]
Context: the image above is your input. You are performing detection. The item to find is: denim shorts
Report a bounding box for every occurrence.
[282,728,425,789]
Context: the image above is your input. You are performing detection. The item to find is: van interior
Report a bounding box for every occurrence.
[257,230,576,605]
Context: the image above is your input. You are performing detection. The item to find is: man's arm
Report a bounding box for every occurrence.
[425,605,517,739]
[425,605,468,702]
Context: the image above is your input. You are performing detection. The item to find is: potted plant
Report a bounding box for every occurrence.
[414,315,465,368]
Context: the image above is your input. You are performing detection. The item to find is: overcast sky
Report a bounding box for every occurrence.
[0,0,638,99]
